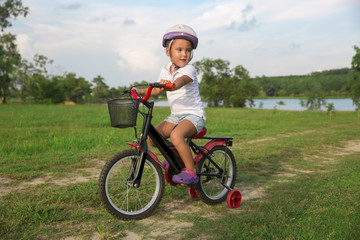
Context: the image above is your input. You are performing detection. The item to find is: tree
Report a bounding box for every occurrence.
[347,45,360,113]
[30,73,64,104]
[305,82,327,110]
[109,87,121,99]
[0,33,19,103]
[0,0,28,103]
[194,58,232,107]
[60,73,92,103]
[11,54,64,103]
[194,58,258,108]
[326,103,335,120]
[230,65,259,107]
[11,58,32,102]
[21,54,61,103]
[0,0,29,30]
[92,75,110,102]
[253,68,352,98]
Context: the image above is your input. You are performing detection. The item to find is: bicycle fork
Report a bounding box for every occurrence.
[126,148,147,188]
[126,100,154,188]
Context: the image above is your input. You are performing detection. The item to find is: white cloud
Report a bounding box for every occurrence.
[270,0,354,21]
[196,1,255,31]
[116,42,161,73]
[15,33,34,59]
[11,0,360,86]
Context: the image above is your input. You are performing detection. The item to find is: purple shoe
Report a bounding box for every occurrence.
[172,168,199,184]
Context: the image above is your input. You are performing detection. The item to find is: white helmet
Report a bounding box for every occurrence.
[162,24,198,49]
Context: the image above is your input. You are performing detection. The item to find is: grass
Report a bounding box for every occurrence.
[0,104,360,239]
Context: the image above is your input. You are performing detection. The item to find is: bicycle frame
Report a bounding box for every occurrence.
[99,83,241,220]
[126,84,233,188]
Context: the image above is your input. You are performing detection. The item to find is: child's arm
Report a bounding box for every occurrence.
[133,75,190,96]
[169,75,192,91]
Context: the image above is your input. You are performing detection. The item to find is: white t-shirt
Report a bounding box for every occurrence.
[158,62,206,120]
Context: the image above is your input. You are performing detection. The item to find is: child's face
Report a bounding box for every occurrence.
[166,39,193,67]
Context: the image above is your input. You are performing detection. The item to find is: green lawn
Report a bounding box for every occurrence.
[1,104,359,239]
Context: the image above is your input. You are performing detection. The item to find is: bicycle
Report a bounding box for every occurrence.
[98,82,241,220]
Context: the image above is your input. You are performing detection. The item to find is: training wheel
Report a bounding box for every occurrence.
[188,188,199,199]
[227,190,241,209]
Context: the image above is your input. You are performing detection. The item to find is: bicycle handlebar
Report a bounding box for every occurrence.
[130,82,175,102]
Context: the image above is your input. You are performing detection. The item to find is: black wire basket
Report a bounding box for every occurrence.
[107,98,139,128]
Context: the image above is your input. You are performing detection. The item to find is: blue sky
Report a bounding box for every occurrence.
[11,0,360,87]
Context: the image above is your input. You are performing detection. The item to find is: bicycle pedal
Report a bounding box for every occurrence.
[180,183,195,187]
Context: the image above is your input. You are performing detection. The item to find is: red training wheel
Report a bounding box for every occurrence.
[227,190,241,209]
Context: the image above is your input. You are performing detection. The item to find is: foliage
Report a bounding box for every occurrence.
[194,58,259,107]
[0,0,28,103]
[254,68,352,97]
[194,58,229,107]
[305,82,327,110]
[11,58,34,102]
[0,33,20,103]
[11,54,67,103]
[60,72,92,103]
[0,0,28,30]
[92,75,110,102]
[347,45,360,112]
[276,100,285,110]
[0,1,356,105]
[326,102,335,120]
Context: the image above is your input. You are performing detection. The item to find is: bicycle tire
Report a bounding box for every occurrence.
[194,145,237,205]
[98,149,164,220]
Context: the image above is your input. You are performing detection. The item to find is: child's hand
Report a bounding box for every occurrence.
[132,87,138,92]
[158,80,173,90]
[132,87,143,96]
[159,80,171,85]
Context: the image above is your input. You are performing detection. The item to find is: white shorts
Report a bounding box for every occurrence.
[164,113,205,134]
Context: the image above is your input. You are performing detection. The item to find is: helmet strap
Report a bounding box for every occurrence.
[172,63,180,72]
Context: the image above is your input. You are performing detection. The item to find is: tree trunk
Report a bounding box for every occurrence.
[1,87,6,104]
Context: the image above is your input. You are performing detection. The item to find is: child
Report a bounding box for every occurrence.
[134,24,205,184]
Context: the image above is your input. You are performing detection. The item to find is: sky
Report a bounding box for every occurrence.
[10,0,360,88]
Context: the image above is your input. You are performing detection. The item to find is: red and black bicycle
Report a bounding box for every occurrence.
[98,83,241,220]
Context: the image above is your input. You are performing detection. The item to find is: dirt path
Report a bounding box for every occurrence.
[0,158,102,197]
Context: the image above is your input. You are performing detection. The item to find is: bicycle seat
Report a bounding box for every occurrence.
[190,127,207,138]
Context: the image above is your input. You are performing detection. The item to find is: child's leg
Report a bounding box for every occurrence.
[148,121,176,146]
[169,119,197,173]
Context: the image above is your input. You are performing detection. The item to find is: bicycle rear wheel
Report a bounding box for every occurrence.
[98,149,164,220]
[194,145,236,205]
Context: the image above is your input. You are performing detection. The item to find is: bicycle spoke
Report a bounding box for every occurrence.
[135,189,144,210]
[100,150,165,219]
[195,146,236,203]
[142,170,156,183]
[111,189,128,203]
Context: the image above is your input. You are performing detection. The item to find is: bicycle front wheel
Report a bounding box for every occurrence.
[195,145,237,205]
[98,149,164,220]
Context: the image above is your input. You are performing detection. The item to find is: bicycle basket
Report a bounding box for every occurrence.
[107,98,139,128]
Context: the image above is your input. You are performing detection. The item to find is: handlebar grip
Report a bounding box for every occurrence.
[164,83,175,89]
[129,82,176,102]
[149,82,175,89]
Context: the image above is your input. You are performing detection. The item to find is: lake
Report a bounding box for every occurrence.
[154,98,357,111]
